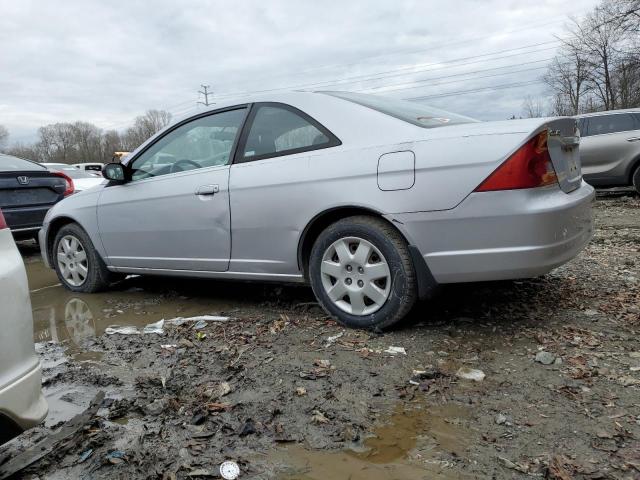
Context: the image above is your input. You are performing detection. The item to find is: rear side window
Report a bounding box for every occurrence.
[239,104,340,162]
[323,91,478,129]
[586,114,636,136]
[0,154,45,171]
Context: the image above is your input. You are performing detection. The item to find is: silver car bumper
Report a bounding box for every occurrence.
[391,181,595,283]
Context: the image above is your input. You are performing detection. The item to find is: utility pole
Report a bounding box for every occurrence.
[198,84,213,106]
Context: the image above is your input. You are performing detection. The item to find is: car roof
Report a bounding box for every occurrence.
[577,108,640,118]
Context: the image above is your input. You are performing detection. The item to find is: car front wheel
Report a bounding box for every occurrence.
[52,223,114,293]
[309,216,417,330]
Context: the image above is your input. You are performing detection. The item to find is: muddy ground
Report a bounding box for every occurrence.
[1,191,639,480]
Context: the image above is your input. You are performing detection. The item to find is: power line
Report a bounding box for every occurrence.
[359,58,555,94]
[405,80,545,101]
[211,42,561,100]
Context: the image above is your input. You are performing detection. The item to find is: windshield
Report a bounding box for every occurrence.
[323,91,478,129]
[0,153,46,171]
[43,164,99,179]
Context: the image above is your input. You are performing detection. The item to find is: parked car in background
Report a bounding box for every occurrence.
[42,163,105,192]
[0,154,74,241]
[577,109,640,193]
[39,91,593,330]
[73,162,104,175]
[0,208,48,444]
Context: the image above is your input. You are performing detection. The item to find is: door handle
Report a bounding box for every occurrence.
[195,184,219,196]
[626,137,640,142]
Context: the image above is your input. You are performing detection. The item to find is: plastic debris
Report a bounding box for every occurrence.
[143,319,164,334]
[104,326,140,335]
[384,346,406,355]
[325,331,344,347]
[219,461,241,480]
[105,319,164,335]
[167,315,231,326]
[455,367,486,382]
[78,449,93,463]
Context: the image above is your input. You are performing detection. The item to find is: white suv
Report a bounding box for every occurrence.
[0,208,47,444]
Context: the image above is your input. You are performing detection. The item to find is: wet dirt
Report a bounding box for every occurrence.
[1,192,639,479]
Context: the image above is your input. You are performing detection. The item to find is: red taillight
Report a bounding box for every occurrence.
[51,171,75,196]
[0,209,6,230]
[474,131,558,192]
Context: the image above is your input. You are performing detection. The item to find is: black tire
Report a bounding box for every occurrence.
[52,223,114,293]
[308,215,417,330]
[633,164,640,195]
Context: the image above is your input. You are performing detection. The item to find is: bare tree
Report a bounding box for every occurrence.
[122,110,172,150]
[544,0,640,113]
[0,125,8,151]
[522,95,546,118]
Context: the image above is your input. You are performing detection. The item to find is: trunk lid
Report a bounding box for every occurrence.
[545,118,582,193]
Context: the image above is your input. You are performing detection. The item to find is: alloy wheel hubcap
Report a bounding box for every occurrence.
[57,235,88,287]
[320,236,391,316]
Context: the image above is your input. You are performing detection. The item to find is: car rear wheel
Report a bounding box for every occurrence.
[309,216,417,330]
[632,164,640,195]
[52,223,114,293]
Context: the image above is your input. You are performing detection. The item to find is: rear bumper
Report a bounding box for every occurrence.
[3,204,51,235]
[390,182,595,283]
[0,362,48,435]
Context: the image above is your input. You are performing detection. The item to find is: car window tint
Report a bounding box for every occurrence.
[242,106,330,160]
[0,154,45,171]
[130,108,245,181]
[587,114,635,136]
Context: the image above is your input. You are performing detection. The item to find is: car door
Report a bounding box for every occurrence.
[580,113,638,182]
[228,102,342,274]
[97,106,248,271]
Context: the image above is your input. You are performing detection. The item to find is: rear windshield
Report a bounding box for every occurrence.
[323,91,478,128]
[0,153,46,171]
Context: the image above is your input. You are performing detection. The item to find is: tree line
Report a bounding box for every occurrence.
[525,0,639,117]
[0,109,172,164]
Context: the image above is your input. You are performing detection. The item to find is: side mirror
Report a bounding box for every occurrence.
[103,163,126,182]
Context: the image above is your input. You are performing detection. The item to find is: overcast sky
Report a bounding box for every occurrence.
[0,0,600,144]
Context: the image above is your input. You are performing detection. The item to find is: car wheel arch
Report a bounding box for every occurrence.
[298,206,388,277]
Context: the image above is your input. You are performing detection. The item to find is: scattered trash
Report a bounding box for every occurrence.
[167,315,231,326]
[535,350,556,365]
[105,326,140,335]
[105,319,164,335]
[106,450,127,465]
[219,461,241,480]
[456,367,485,382]
[495,413,508,425]
[295,386,307,396]
[384,346,406,355]
[187,468,216,477]
[195,332,207,341]
[78,449,93,463]
[325,331,344,347]
[143,319,164,334]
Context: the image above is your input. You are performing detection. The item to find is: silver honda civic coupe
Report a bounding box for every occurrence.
[39,91,594,330]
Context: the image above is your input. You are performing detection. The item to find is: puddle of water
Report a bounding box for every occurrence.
[270,403,473,480]
[25,257,241,349]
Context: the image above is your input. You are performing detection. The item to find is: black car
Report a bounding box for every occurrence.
[0,154,73,240]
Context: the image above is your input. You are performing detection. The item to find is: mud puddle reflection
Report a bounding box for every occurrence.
[270,403,473,479]
[25,257,242,350]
